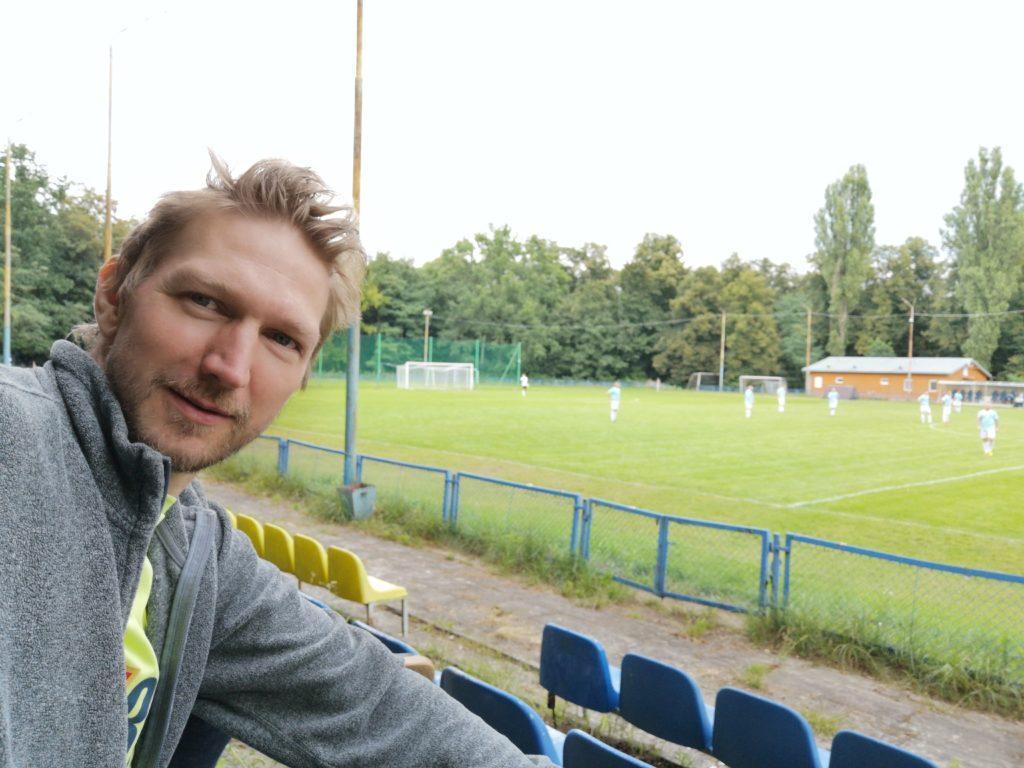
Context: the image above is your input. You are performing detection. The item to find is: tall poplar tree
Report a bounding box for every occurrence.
[943,147,1024,369]
[811,165,875,355]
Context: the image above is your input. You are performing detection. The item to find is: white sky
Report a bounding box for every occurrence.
[4,0,1023,271]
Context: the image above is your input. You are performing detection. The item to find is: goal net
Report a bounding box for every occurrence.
[396,362,475,390]
[739,375,787,394]
[686,372,720,391]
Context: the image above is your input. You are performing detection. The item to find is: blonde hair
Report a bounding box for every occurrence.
[79,153,365,369]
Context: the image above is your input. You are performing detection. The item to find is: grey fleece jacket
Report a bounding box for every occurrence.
[0,341,552,768]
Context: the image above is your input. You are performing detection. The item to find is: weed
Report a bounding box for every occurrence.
[739,662,774,690]
[800,708,844,739]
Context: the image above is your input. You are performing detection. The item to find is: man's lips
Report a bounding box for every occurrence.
[166,387,234,426]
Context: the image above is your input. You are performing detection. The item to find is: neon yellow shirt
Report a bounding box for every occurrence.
[124,496,174,766]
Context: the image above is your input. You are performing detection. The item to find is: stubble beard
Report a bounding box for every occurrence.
[104,338,261,473]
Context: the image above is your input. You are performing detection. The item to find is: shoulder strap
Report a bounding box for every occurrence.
[133,508,216,768]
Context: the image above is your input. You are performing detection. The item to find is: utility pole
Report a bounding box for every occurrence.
[422,309,432,361]
[718,312,726,392]
[805,306,812,392]
[343,0,364,486]
[103,46,114,262]
[3,142,12,366]
[902,298,915,400]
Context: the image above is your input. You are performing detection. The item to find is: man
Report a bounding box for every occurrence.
[977,398,999,456]
[827,386,839,416]
[0,157,552,767]
[917,391,933,424]
[744,384,755,418]
[940,391,953,424]
[520,372,529,396]
[776,383,787,414]
[953,389,964,413]
[608,379,621,422]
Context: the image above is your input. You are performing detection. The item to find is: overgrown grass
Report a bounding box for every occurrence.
[747,611,1024,720]
[209,454,631,607]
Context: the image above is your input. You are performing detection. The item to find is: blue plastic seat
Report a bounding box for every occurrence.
[540,624,621,713]
[830,730,939,768]
[711,687,826,768]
[349,619,418,655]
[440,667,565,765]
[562,729,652,768]
[618,652,713,753]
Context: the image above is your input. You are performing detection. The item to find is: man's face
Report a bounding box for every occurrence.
[102,212,329,473]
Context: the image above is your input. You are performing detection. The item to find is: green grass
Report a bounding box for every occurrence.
[217,380,1024,714]
[274,381,1024,573]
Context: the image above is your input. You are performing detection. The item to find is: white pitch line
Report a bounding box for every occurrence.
[788,464,1024,508]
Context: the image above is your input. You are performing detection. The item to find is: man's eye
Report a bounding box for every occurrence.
[268,331,298,350]
[190,293,215,309]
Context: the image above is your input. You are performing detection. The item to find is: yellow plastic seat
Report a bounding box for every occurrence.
[263,523,296,577]
[327,545,409,636]
[225,509,238,528]
[294,533,331,589]
[235,513,265,557]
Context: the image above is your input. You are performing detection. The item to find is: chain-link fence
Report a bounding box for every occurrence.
[357,454,451,529]
[583,500,663,594]
[314,333,521,383]
[784,535,1024,684]
[452,472,583,558]
[285,439,347,495]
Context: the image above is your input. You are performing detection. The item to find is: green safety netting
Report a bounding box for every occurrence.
[315,333,521,382]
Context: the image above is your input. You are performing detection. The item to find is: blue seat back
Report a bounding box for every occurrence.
[562,729,652,768]
[539,624,620,712]
[711,687,823,768]
[440,667,562,764]
[830,730,939,768]
[618,653,713,753]
[349,619,417,655]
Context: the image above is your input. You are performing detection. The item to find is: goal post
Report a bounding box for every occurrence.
[738,375,787,394]
[396,362,475,390]
[687,372,720,391]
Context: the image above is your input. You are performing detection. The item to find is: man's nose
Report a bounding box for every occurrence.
[200,321,255,390]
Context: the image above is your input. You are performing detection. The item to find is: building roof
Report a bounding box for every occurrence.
[802,356,992,378]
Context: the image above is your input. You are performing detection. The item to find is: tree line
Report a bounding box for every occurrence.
[4,144,1024,385]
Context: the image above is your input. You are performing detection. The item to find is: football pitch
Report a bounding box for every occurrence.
[268,381,1024,574]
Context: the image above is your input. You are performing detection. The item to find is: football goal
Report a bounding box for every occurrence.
[738,375,787,394]
[396,362,475,390]
[687,372,720,391]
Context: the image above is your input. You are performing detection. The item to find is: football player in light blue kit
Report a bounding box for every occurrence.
[977,398,999,456]
[827,386,839,416]
[608,380,622,422]
[953,390,964,413]
[744,385,755,418]
[940,391,953,423]
[917,392,933,424]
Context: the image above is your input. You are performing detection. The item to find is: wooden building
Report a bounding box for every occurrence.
[802,356,991,400]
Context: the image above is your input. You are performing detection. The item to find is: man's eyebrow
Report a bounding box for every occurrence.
[159,267,320,346]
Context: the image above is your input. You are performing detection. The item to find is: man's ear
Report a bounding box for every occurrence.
[94,258,123,343]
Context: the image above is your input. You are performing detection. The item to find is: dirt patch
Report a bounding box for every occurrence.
[205,477,1023,768]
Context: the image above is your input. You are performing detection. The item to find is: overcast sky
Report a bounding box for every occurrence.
[5,1,1023,271]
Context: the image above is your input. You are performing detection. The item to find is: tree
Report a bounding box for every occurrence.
[943,147,1024,369]
[811,165,875,355]
[619,234,686,377]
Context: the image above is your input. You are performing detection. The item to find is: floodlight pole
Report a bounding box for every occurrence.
[717,312,726,392]
[3,141,12,366]
[422,309,432,361]
[343,0,364,486]
[903,298,915,400]
[103,46,114,262]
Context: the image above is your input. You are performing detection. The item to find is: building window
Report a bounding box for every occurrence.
[814,376,823,389]
[963,366,970,377]
[835,376,845,384]
[929,379,938,392]
[903,378,913,392]
[880,378,889,386]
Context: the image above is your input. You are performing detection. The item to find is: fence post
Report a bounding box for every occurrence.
[276,438,290,476]
[442,470,453,524]
[570,495,585,556]
[770,532,782,610]
[654,517,670,597]
[579,499,593,560]
[782,534,793,609]
[355,454,364,483]
[449,473,461,526]
[758,532,770,611]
